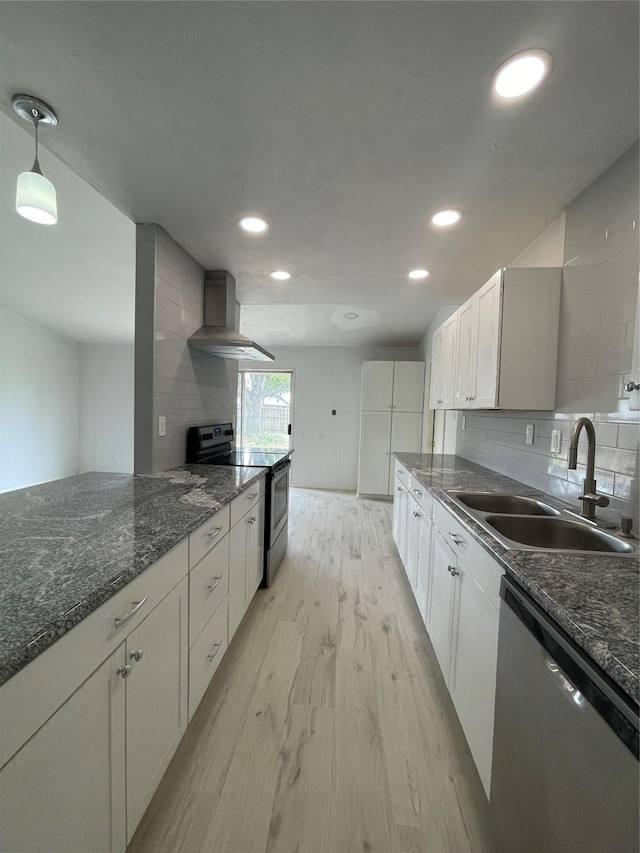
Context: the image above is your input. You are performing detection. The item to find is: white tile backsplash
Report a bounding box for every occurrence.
[457,142,639,530]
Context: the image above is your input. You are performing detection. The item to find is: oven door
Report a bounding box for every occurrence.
[270,460,290,545]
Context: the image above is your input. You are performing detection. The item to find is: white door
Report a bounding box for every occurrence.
[473,272,502,409]
[415,513,432,624]
[392,362,425,412]
[361,361,394,411]
[454,298,477,407]
[0,650,127,853]
[248,496,265,597]
[126,577,189,840]
[429,326,445,409]
[229,515,249,639]
[448,562,500,797]
[441,313,459,409]
[426,530,456,683]
[390,411,423,453]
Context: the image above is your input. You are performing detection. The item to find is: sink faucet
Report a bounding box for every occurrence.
[567,417,610,521]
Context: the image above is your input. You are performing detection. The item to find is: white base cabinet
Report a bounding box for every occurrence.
[393,460,504,798]
[229,495,265,641]
[0,650,126,853]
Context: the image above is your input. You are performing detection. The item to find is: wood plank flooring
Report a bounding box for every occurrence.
[128,489,495,853]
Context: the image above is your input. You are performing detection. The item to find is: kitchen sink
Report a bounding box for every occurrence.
[450,491,559,516]
[483,515,635,554]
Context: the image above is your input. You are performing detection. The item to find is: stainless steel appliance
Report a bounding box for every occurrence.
[186,423,291,586]
[490,576,639,853]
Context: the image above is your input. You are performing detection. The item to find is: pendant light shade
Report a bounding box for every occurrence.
[16,169,57,224]
[12,93,59,226]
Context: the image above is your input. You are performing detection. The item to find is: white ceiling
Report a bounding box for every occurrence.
[0,2,638,348]
[0,114,135,343]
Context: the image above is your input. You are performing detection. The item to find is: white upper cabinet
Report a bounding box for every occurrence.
[434,267,561,411]
[392,361,426,411]
[361,361,394,411]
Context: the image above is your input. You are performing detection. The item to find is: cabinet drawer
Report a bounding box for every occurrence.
[230,478,265,527]
[394,460,410,487]
[0,538,188,769]
[189,505,231,570]
[432,500,504,609]
[409,475,432,516]
[188,595,229,720]
[189,534,229,647]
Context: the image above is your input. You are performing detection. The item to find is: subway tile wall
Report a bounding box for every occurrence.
[135,224,237,473]
[456,143,639,528]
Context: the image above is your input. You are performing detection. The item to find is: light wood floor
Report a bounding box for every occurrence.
[128,488,495,853]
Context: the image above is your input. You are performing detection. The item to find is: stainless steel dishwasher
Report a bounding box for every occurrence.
[490,576,639,853]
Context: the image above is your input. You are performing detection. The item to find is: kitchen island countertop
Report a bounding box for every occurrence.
[0,465,266,687]
[395,452,639,706]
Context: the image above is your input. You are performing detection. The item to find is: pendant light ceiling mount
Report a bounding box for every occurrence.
[12,93,59,225]
[12,94,58,127]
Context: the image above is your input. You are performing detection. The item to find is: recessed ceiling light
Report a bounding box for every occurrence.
[269,270,291,281]
[409,269,430,280]
[344,312,359,320]
[431,209,462,228]
[493,49,552,99]
[239,215,269,234]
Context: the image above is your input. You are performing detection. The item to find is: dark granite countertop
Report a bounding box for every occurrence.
[395,453,639,706]
[0,465,266,687]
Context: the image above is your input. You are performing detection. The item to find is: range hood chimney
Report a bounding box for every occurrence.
[188,270,274,361]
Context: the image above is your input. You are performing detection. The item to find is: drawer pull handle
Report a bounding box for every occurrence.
[448,532,464,546]
[247,493,257,500]
[413,489,423,496]
[208,527,223,540]
[207,642,222,662]
[447,565,459,577]
[114,596,148,629]
[117,664,132,679]
[248,516,256,525]
[207,575,222,593]
[413,510,421,517]
[129,648,144,662]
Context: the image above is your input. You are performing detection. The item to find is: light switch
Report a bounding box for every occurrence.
[525,424,534,445]
[158,416,166,437]
[551,428,562,455]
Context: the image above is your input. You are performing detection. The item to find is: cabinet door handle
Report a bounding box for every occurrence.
[248,516,256,525]
[397,486,402,492]
[447,564,459,576]
[413,488,423,496]
[448,532,464,546]
[207,642,222,662]
[117,664,132,679]
[207,575,222,593]
[246,493,257,501]
[208,527,223,540]
[129,648,144,662]
[114,596,148,629]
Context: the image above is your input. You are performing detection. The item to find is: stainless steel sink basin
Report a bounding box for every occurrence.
[484,515,634,554]
[451,491,560,516]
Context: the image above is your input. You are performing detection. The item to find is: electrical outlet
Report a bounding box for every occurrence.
[551,428,562,455]
[158,416,166,437]
[461,416,466,431]
[525,424,534,445]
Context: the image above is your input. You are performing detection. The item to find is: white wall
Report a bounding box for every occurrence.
[0,307,80,491]
[242,345,420,490]
[79,344,134,473]
[508,213,566,268]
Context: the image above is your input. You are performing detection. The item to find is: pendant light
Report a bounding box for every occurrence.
[12,94,58,225]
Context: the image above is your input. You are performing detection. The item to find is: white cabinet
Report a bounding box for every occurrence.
[405,493,422,593]
[426,529,457,683]
[0,650,127,853]
[435,267,561,411]
[358,361,425,496]
[430,312,458,409]
[125,576,189,838]
[392,469,409,565]
[229,495,265,641]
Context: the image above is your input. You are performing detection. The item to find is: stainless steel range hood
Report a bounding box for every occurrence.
[188,270,274,361]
